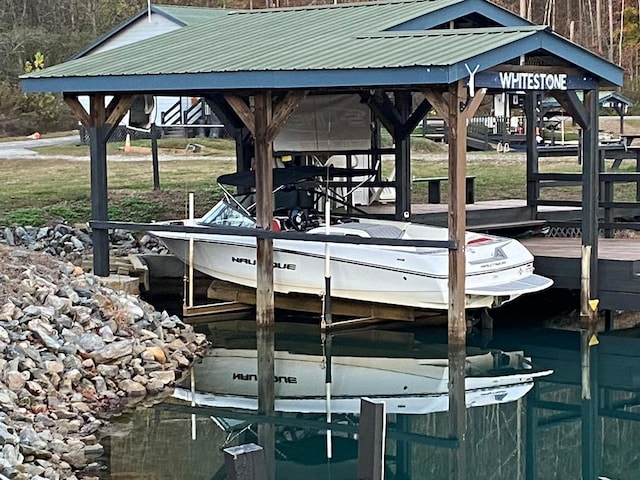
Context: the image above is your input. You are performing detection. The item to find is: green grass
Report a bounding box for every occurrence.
[0,142,630,227]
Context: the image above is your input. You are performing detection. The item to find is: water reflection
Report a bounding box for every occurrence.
[173,321,551,414]
[95,317,640,480]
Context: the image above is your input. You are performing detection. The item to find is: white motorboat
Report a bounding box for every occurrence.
[152,166,553,310]
[173,346,553,415]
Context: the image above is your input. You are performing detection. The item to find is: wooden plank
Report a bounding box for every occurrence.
[223,443,266,480]
[182,301,253,318]
[521,237,640,261]
[357,399,386,480]
[207,279,445,323]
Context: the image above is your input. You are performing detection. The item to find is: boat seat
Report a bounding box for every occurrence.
[332,222,404,239]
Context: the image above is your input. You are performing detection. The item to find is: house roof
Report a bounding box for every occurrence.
[21,0,623,94]
[73,5,227,59]
[541,91,634,110]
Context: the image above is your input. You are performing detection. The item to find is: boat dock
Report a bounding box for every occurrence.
[520,237,640,311]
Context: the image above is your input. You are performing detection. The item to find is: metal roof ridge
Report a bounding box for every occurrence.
[355,25,546,38]
[153,5,227,13]
[227,0,445,15]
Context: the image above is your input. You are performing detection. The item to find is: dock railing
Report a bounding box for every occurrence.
[531,170,640,237]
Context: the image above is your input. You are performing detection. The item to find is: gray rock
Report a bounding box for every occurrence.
[0,424,18,445]
[3,228,15,246]
[0,241,207,478]
[118,379,146,397]
[90,340,133,363]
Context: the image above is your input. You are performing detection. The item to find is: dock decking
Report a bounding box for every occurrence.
[520,237,640,311]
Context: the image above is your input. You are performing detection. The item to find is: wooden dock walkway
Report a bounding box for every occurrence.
[521,237,640,311]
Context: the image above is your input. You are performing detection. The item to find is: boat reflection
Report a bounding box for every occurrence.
[173,320,552,415]
[93,319,640,479]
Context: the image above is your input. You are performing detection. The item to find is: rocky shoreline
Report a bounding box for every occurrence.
[0,225,208,479]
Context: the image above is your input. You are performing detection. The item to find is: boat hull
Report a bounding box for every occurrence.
[155,221,552,310]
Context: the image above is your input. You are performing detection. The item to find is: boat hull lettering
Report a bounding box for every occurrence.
[232,256,296,271]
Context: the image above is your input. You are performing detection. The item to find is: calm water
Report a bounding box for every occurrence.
[94,296,640,480]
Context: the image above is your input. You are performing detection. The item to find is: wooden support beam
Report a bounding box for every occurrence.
[64,94,91,128]
[254,91,275,328]
[525,92,540,215]
[105,95,135,127]
[362,91,400,137]
[401,97,432,138]
[447,80,468,480]
[447,80,467,346]
[422,88,450,122]
[224,94,255,135]
[460,88,486,121]
[395,91,412,220]
[88,95,110,277]
[265,91,306,143]
[552,90,588,128]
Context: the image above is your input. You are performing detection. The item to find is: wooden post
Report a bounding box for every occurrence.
[88,95,110,277]
[254,91,276,480]
[223,443,267,480]
[151,123,160,190]
[525,91,540,217]
[254,92,275,328]
[395,91,412,220]
[423,83,484,480]
[447,80,468,480]
[64,94,134,277]
[580,88,600,480]
[581,89,600,328]
[357,398,386,480]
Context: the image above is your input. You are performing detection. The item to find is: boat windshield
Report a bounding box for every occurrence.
[199,198,256,228]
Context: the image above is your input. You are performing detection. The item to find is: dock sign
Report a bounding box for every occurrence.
[474,71,597,90]
[499,72,567,90]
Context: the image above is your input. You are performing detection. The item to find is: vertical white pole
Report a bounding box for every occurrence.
[188,193,195,309]
[190,367,196,440]
[147,0,152,22]
[323,198,332,460]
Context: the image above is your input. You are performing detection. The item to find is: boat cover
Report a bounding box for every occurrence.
[218,165,377,189]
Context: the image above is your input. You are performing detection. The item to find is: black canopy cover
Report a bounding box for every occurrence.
[217,165,377,189]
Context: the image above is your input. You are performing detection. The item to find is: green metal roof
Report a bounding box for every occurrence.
[34,26,545,75]
[22,0,623,93]
[151,5,228,26]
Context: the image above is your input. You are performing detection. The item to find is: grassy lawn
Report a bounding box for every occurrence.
[4,134,635,227]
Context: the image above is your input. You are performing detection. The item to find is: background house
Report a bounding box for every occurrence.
[76,5,227,142]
